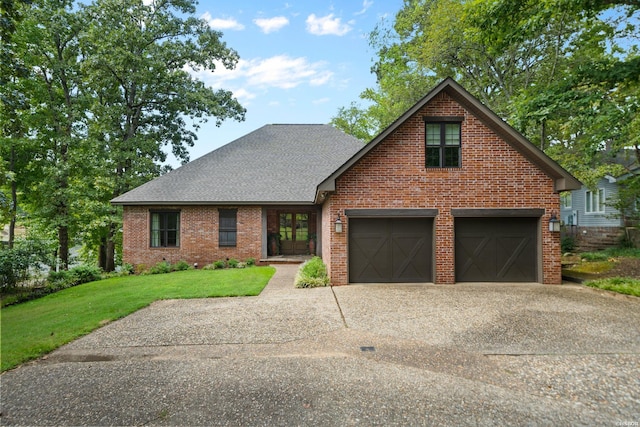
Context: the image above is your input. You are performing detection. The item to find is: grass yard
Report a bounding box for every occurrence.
[0,267,275,372]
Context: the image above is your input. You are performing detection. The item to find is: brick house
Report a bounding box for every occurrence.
[112,78,580,284]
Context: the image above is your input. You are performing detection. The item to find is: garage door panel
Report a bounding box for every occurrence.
[350,218,432,283]
[392,235,431,281]
[349,233,391,281]
[456,218,537,282]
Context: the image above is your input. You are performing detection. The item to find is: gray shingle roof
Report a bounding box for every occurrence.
[111,124,364,205]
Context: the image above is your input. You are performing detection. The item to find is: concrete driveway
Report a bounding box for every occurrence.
[1,265,639,426]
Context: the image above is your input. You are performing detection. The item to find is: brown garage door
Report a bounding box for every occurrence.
[349,218,433,283]
[455,217,537,282]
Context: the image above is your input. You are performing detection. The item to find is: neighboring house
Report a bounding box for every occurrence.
[112,78,581,284]
[561,168,639,251]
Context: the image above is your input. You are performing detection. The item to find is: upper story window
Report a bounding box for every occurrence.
[150,211,180,247]
[561,192,572,209]
[585,188,605,213]
[219,209,237,247]
[425,117,462,168]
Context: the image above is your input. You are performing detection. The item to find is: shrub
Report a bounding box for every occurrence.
[0,239,51,289]
[228,258,239,268]
[48,270,76,288]
[70,265,103,284]
[172,260,191,271]
[236,262,246,269]
[149,261,172,274]
[202,263,217,270]
[561,236,575,253]
[295,256,329,288]
[245,258,256,266]
[214,260,226,269]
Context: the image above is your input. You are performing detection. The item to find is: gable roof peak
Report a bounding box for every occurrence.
[316,78,580,199]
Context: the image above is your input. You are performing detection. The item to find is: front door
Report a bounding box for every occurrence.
[279,213,309,255]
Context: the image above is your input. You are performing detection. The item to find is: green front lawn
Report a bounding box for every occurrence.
[0,267,275,372]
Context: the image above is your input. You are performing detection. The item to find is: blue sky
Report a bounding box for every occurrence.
[173,0,403,165]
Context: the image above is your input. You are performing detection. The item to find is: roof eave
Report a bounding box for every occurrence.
[111,200,317,206]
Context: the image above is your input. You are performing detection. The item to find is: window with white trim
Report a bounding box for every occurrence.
[585,188,605,213]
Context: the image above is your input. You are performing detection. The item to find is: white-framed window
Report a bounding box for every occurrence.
[585,188,605,213]
[561,192,572,209]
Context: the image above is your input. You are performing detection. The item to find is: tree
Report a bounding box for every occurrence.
[3,0,245,271]
[335,0,639,188]
[0,0,32,248]
[78,0,246,270]
[330,102,379,141]
[10,0,93,269]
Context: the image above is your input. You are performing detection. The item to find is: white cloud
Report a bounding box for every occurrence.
[185,54,334,93]
[253,16,289,34]
[312,97,330,105]
[201,12,245,31]
[306,13,352,36]
[355,0,374,15]
[244,55,333,89]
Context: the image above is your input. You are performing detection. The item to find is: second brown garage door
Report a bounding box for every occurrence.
[349,218,433,283]
[455,217,538,282]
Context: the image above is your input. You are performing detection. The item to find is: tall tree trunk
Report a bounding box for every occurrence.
[105,222,116,272]
[58,224,69,270]
[8,145,17,249]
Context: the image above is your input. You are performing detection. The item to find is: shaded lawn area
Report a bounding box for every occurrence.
[0,267,275,372]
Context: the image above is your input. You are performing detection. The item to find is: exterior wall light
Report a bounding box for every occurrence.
[548,213,561,233]
[335,213,343,233]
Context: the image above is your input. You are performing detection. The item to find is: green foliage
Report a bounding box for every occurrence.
[582,247,640,260]
[1,267,276,371]
[149,261,172,275]
[295,256,330,288]
[2,0,246,271]
[227,258,239,268]
[335,0,640,185]
[561,236,576,253]
[172,260,192,271]
[0,239,51,289]
[245,258,256,266]
[579,252,611,262]
[585,277,640,297]
[214,260,226,269]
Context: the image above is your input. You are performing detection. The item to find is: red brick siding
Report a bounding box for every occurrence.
[326,92,561,285]
[122,205,263,269]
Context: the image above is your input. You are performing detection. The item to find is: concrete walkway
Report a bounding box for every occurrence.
[1,265,639,426]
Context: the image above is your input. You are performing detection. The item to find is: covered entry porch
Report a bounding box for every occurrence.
[266,207,320,256]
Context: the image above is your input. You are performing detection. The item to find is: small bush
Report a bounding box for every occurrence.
[149,261,172,274]
[48,270,75,288]
[561,236,575,253]
[228,259,239,268]
[214,260,226,269]
[245,258,256,266]
[236,262,246,269]
[71,265,103,284]
[295,256,329,288]
[172,260,191,271]
[202,263,217,270]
